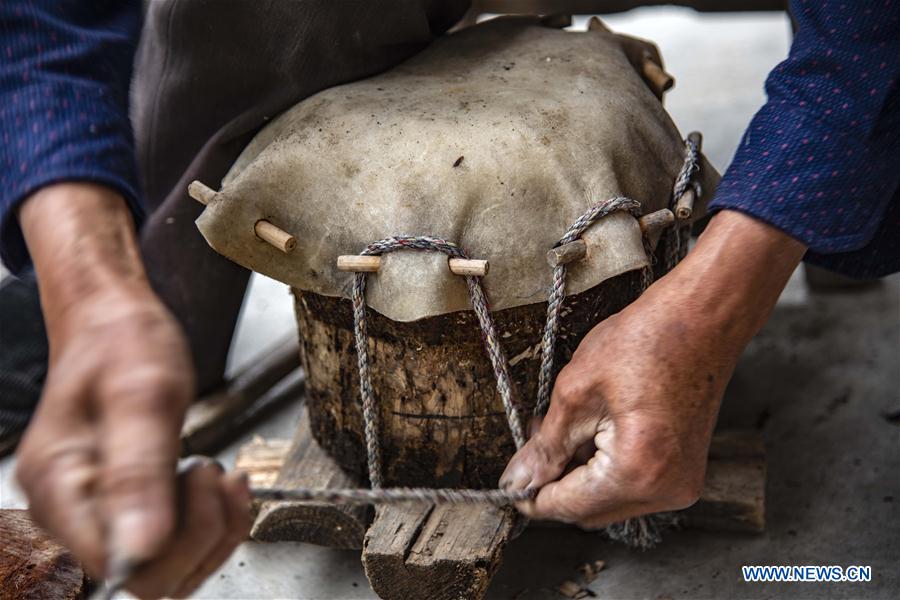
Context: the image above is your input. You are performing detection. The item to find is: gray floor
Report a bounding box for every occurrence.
[3,7,899,600]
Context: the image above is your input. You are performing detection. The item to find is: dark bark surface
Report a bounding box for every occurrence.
[295,269,647,488]
[0,510,88,600]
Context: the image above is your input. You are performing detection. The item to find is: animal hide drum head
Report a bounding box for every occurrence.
[196,16,719,322]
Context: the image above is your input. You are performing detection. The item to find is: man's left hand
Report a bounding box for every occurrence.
[500,210,805,528]
[499,284,726,527]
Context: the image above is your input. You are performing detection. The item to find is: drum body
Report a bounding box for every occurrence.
[194,17,719,488]
[294,271,642,487]
[296,271,648,488]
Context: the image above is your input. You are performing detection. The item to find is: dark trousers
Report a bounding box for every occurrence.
[0,0,470,443]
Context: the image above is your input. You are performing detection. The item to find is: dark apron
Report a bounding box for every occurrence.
[133,0,470,392]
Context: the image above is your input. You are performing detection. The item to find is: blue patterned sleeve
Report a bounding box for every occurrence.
[0,1,143,273]
[709,1,900,278]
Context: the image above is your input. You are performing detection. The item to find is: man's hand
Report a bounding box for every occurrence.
[15,183,250,597]
[501,210,806,528]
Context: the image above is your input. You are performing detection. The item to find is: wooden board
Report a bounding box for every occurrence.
[237,430,767,538]
[239,429,766,597]
[359,430,765,599]
[236,437,293,489]
[682,430,766,532]
[363,504,518,600]
[0,509,89,599]
[235,437,293,519]
[246,408,371,548]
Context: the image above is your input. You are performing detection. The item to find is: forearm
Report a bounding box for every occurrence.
[707,3,899,277]
[646,209,807,355]
[18,183,152,350]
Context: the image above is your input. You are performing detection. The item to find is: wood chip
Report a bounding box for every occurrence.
[557,580,596,598]
[578,559,606,583]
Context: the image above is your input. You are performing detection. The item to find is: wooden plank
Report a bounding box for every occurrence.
[0,509,89,599]
[180,336,301,456]
[235,437,293,519]
[363,504,516,600]
[708,430,765,460]
[239,430,767,536]
[236,437,292,488]
[238,429,765,597]
[682,430,766,532]
[361,431,765,598]
[248,408,371,549]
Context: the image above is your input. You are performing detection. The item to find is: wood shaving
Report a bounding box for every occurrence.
[578,559,606,583]
[557,580,597,599]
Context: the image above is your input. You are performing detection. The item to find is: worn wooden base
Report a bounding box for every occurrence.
[0,509,90,599]
[238,429,766,599]
[682,430,766,532]
[245,408,371,548]
[363,504,517,600]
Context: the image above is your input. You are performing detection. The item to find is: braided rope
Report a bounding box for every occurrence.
[352,236,527,494]
[251,137,700,514]
[672,136,700,203]
[252,485,535,506]
[666,136,703,265]
[535,197,641,415]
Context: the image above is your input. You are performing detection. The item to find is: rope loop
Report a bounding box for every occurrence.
[350,236,525,490]
[668,136,703,261]
[673,135,700,203]
[535,196,641,415]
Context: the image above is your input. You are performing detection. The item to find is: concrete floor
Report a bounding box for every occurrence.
[3,6,899,600]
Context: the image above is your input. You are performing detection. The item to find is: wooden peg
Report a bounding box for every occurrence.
[337,255,381,272]
[688,131,703,152]
[638,208,675,238]
[449,258,489,277]
[587,16,609,32]
[255,220,296,254]
[642,57,674,96]
[547,239,587,267]
[188,180,217,205]
[189,181,295,254]
[675,187,696,221]
[336,255,489,277]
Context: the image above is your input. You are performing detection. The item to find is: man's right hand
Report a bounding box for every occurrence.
[15,183,250,598]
